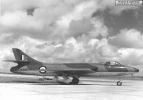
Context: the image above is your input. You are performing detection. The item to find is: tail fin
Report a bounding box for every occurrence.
[4,48,42,73]
[12,48,41,64]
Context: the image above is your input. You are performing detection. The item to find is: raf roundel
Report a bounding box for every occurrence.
[39,66,47,74]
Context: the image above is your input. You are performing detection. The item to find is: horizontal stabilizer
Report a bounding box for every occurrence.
[3,60,29,64]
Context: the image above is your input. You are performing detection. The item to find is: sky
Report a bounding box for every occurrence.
[0,0,143,71]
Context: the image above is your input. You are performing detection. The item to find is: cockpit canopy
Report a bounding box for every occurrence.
[104,61,121,66]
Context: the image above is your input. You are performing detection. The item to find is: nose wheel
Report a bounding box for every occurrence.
[117,81,122,86]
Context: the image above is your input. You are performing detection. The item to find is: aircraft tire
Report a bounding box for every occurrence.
[117,81,122,86]
[70,76,79,85]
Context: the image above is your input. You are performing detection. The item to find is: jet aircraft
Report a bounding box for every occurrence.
[5,48,139,86]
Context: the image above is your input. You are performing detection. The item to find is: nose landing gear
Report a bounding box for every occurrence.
[117,81,122,86]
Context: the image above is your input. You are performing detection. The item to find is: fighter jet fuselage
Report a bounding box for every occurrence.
[7,48,139,85]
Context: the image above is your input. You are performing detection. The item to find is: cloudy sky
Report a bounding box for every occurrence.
[0,0,143,71]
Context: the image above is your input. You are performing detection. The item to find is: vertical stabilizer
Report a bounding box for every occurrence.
[12,48,41,64]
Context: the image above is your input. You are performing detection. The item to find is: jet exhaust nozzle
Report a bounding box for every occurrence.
[10,66,19,73]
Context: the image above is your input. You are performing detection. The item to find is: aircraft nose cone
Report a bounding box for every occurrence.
[134,68,139,72]
[128,67,139,72]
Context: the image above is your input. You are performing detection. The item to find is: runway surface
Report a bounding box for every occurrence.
[0,74,143,100]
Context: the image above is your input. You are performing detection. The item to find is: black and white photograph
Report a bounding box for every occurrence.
[0,0,143,100]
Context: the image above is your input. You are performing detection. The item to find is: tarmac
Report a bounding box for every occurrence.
[0,73,143,100]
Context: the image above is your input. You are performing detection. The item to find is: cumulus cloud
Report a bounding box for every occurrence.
[1,0,138,40]
[118,48,143,65]
[107,28,143,65]
[109,29,143,48]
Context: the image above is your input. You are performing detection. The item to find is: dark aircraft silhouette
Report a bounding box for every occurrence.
[5,48,139,86]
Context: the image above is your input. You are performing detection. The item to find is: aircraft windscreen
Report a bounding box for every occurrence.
[105,61,121,66]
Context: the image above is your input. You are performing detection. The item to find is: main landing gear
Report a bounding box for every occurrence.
[70,76,79,85]
[55,75,80,85]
